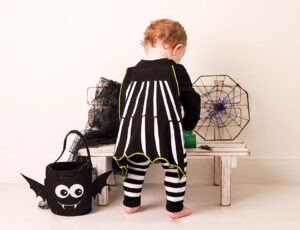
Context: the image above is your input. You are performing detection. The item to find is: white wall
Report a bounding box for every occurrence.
[1,0,300,183]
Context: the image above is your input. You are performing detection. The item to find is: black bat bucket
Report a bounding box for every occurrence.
[21,130,114,216]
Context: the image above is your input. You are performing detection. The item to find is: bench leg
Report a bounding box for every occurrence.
[220,156,232,206]
[107,157,115,186]
[92,157,110,206]
[214,156,221,186]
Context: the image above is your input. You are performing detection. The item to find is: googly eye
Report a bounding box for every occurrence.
[55,185,69,198]
[69,184,84,198]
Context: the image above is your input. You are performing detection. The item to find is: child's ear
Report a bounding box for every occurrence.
[172,44,184,56]
[143,44,149,55]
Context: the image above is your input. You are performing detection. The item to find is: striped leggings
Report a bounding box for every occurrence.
[123,153,187,212]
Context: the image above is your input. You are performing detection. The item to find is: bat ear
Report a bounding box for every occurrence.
[92,170,114,199]
[45,165,58,179]
[78,162,93,177]
[21,173,47,201]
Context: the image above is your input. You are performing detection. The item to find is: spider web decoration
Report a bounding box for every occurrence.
[192,75,250,141]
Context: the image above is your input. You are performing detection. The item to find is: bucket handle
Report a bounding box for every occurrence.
[54,130,91,163]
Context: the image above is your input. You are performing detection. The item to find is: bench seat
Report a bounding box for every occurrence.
[78,139,250,206]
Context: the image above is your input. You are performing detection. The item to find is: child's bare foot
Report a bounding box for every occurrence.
[167,206,192,219]
[124,206,141,214]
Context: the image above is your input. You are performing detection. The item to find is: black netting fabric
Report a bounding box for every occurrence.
[68,77,121,162]
[38,77,121,209]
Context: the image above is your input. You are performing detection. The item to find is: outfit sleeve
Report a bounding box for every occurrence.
[119,68,131,121]
[174,64,201,131]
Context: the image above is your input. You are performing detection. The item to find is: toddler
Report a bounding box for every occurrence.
[113,18,201,219]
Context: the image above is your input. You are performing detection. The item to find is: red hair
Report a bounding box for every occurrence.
[141,18,187,49]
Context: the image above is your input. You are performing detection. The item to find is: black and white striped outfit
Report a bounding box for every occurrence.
[112,58,200,212]
[123,153,187,212]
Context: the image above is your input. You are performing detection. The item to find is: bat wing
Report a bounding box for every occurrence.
[21,173,47,201]
[92,170,114,199]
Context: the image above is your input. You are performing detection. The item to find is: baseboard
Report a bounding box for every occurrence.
[114,156,300,184]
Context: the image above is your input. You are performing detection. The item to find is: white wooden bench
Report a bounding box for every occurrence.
[78,139,250,206]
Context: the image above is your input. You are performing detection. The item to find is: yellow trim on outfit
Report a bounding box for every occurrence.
[113,152,187,183]
[115,66,185,183]
[171,65,180,96]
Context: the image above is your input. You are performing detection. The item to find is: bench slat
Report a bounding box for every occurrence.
[188,147,249,152]
[187,152,249,157]
[79,146,250,157]
[197,139,244,144]
[198,143,246,148]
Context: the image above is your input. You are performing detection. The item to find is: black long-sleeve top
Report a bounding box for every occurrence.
[172,63,201,131]
[120,58,201,131]
[114,58,201,181]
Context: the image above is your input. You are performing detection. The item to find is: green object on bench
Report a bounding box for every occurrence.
[183,129,196,148]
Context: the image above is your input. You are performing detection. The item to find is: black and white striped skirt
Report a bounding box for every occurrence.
[113,77,186,181]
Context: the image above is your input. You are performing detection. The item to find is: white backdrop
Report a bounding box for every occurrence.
[1,0,300,183]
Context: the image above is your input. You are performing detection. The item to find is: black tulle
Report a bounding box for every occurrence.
[67,77,122,172]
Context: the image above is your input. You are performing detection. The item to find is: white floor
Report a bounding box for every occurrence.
[1,183,300,230]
